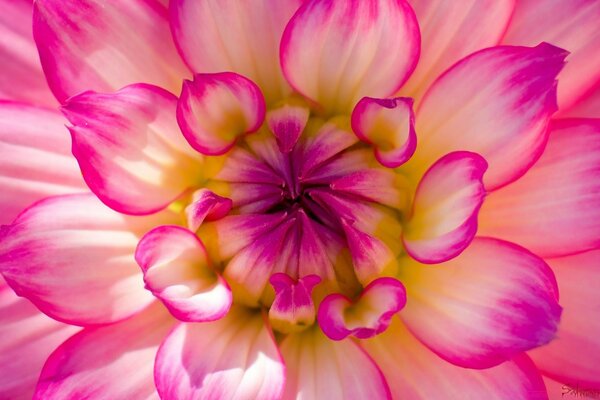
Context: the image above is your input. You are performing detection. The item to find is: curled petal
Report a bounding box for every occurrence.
[266,104,309,153]
[185,189,233,232]
[269,273,321,333]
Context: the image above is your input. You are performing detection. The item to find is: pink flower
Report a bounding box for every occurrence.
[0,0,599,399]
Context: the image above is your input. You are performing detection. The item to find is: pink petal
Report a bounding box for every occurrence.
[185,189,232,232]
[280,327,391,399]
[269,273,321,333]
[330,168,407,209]
[479,119,600,258]
[34,303,174,400]
[318,277,406,340]
[64,84,202,216]
[177,72,266,156]
[351,97,417,168]
[266,104,310,153]
[0,194,176,326]
[543,377,597,400]
[405,43,567,190]
[0,102,86,225]
[170,0,302,104]
[403,151,487,264]
[400,237,562,369]
[528,249,600,388]
[561,85,600,118]
[135,225,232,323]
[33,0,188,102]
[362,318,548,399]
[280,0,420,114]
[502,0,600,111]
[155,307,284,400]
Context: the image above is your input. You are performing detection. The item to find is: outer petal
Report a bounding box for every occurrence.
[281,0,420,114]
[403,151,487,264]
[562,85,600,119]
[34,303,174,400]
[502,0,600,112]
[64,84,202,215]
[170,0,302,104]
[362,318,548,399]
[280,327,391,400]
[0,194,175,326]
[155,307,285,400]
[0,102,86,225]
[528,250,600,389]
[479,119,600,257]
[405,43,567,189]
[33,0,188,102]
[400,237,562,369]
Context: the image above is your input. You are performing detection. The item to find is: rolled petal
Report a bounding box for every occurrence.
[318,277,406,340]
[64,84,202,215]
[400,237,562,369]
[170,0,302,104]
[406,43,567,189]
[33,0,188,102]
[351,97,417,168]
[267,104,309,153]
[34,303,174,400]
[479,119,600,257]
[0,194,176,326]
[135,225,232,323]
[502,0,600,111]
[403,151,487,264]
[0,102,86,225]
[177,72,266,156]
[528,250,600,389]
[155,307,285,400]
[362,318,548,399]
[281,0,420,114]
[280,327,391,399]
[185,189,232,232]
[269,273,321,333]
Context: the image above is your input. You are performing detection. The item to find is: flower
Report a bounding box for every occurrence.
[0,0,599,399]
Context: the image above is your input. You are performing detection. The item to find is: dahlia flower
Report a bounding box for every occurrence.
[1,0,599,399]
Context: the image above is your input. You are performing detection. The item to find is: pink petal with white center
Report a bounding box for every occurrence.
[170,0,302,104]
[400,237,561,369]
[185,189,232,232]
[363,318,548,399]
[0,194,176,326]
[0,0,56,107]
[280,327,391,400]
[400,0,515,100]
[267,104,310,153]
[330,168,407,209]
[528,249,600,388]
[351,97,417,168]
[155,307,285,400]
[33,0,188,102]
[403,151,487,264]
[135,226,232,323]
[405,43,567,190]
[502,0,600,111]
[479,119,600,257]
[318,277,406,340]
[177,72,266,156]
[269,273,321,334]
[0,102,86,225]
[64,83,202,216]
[280,0,420,114]
[0,283,79,400]
[34,303,174,400]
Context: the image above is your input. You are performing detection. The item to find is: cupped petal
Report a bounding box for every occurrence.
[280,327,391,400]
[155,307,285,400]
[170,0,302,104]
[281,0,420,114]
[33,0,188,102]
[403,151,487,264]
[177,72,266,156]
[269,273,321,333]
[362,318,548,399]
[267,104,310,153]
[400,237,562,369]
[479,119,600,258]
[34,303,174,400]
[135,225,232,323]
[405,43,567,189]
[64,83,202,216]
[185,189,232,232]
[0,194,176,326]
[502,0,600,112]
[0,102,86,225]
